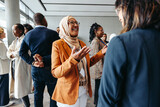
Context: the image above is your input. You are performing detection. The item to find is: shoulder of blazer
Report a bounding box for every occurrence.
[53,39,65,46]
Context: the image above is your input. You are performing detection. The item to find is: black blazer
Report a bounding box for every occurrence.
[98,28,160,107]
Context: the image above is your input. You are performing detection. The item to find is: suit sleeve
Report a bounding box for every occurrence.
[98,37,127,107]
[19,39,34,65]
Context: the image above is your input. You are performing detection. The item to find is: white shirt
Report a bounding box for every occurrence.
[0,40,10,75]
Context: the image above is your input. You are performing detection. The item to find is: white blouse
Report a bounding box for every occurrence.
[0,40,10,75]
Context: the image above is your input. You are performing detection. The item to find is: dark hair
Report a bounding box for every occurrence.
[23,24,33,32]
[89,23,101,43]
[15,23,24,35]
[103,33,107,36]
[115,0,160,34]
[34,13,45,25]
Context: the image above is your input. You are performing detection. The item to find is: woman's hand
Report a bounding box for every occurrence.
[10,54,15,59]
[101,45,107,55]
[71,46,91,61]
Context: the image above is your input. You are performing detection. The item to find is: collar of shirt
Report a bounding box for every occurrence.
[35,25,46,28]
[17,35,24,41]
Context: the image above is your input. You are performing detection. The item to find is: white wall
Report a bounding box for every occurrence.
[46,16,122,46]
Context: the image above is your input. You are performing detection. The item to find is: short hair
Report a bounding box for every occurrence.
[15,23,24,35]
[23,24,33,31]
[34,13,45,25]
[115,0,160,33]
[89,23,102,43]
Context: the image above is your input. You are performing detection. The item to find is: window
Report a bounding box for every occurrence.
[19,1,26,13]
[0,0,34,46]
[29,10,34,19]
[19,0,34,26]
[20,14,27,24]
[29,20,34,27]
[0,1,7,47]
[0,1,6,28]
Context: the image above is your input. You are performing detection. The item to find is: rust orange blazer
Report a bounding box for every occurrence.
[51,39,104,105]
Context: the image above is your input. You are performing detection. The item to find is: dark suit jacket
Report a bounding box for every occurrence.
[98,28,160,107]
[19,26,60,81]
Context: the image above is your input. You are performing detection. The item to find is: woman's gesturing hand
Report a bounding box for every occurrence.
[71,46,91,61]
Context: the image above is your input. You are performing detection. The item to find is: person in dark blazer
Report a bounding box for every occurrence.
[98,0,160,107]
[19,13,60,107]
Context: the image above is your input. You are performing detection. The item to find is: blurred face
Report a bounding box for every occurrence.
[56,27,60,34]
[102,34,107,41]
[116,8,124,27]
[24,28,28,34]
[0,28,5,39]
[95,27,104,38]
[12,25,22,38]
[68,18,79,37]
[0,32,6,39]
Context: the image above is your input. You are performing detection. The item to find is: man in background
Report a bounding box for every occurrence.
[19,13,60,107]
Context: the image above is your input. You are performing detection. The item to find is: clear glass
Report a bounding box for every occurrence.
[19,1,26,12]
[29,10,34,19]
[20,14,27,24]
[29,20,34,27]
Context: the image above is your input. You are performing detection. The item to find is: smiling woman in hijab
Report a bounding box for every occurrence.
[51,16,107,107]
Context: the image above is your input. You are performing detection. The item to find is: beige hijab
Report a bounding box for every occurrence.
[59,15,80,49]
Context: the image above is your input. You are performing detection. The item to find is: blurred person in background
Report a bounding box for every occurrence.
[56,26,60,34]
[7,24,31,107]
[108,33,117,42]
[23,23,35,93]
[89,23,105,107]
[0,27,10,106]
[101,33,109,44]
[23,24,33,35]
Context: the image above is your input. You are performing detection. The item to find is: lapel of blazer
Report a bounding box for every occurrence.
[61,39,72,58]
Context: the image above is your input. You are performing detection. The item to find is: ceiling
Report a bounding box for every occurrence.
[22,0,117,17]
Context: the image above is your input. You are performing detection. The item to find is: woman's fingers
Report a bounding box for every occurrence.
[71,46,76,55]
[78,46,90,57]
[71,46,90,61]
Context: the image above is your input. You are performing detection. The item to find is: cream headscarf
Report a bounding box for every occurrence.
[59,15,80,49]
